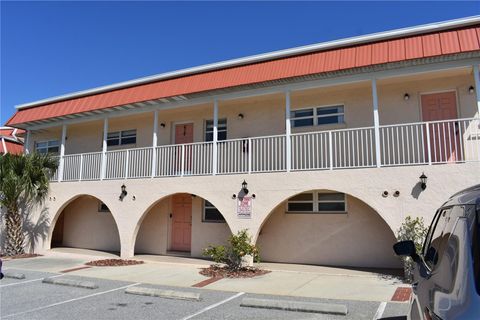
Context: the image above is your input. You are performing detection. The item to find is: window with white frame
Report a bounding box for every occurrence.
[287,191,346,213]
[205,119,227,141]
[291,105,344,128]
[203,200,225,222]
[35,140,59,154]
[107,129,137,147]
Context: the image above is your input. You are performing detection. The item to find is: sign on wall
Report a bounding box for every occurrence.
[237,196,253,219]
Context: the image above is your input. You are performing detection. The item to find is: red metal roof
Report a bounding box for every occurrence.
[7,25,480,126]
[1,139,24,155]
[0,128,24,138]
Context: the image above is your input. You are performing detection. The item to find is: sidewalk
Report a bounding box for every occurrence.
[3,249,406,302]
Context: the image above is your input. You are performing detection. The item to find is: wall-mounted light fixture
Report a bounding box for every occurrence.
[404,93,410,101]
[469,86,475,94]
[119,184,128,201]
[237,113,244,120]
[242,180,249,195]
[160,123,166,128]
[419,173,428,190]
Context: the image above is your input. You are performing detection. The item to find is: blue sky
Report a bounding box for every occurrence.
[1,1,479,124]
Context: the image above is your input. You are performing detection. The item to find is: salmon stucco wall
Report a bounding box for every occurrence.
[257,195,400,268]
[60,195,121,253]
[134,195,231,257]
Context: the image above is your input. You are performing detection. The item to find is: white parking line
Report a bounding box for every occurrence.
[373,301,387,320]
[0,274,64,288]
[181,292,245,320]
[2,282,140,319]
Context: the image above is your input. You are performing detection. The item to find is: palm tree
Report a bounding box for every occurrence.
[0,153,58,256]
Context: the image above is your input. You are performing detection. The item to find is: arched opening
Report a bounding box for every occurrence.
[51,195,120,255]
[256,189,400,269]
[134,193,231,258]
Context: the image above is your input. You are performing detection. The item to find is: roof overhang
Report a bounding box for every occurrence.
[17,52,480,131]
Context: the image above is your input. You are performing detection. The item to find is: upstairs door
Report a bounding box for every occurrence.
[421,92,461,163]
[174,123,194,173]
[171,194,192,252]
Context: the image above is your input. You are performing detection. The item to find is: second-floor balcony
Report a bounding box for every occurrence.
[51,117,480,182]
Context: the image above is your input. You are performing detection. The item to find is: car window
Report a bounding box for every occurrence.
[422,209,443,257]
[423,207,454,270]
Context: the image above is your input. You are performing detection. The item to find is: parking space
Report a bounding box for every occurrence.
[0,268,408,320]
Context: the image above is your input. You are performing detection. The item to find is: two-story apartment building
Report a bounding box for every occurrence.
[5,17,480,269]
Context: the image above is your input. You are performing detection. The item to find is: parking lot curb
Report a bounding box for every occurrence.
[42,277,98,289]
[4,272,26,279]
[125,286,201,301]
[240,297,348,315]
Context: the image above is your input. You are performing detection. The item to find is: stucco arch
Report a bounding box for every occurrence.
[48,194,121,253]
[132,191,233,257]
[255,188,400,268]
[254,186,396,241]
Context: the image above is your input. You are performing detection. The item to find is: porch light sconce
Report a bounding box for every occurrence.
[403,93,410,101]
[237,113,244,120]
[119,184,128,201]
[242,180,249,195]
[469,86,475,94]
[419,173,428,190]
[160,123,166,128]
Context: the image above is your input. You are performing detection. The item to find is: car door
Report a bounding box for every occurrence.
[412,206,463,320]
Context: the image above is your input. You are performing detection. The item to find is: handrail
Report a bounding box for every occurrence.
[53,117,479,182]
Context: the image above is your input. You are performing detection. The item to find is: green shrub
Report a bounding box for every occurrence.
[203,229,259,270]
[396,216,428,282]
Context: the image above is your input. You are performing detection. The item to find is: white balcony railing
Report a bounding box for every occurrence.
[52,118,480,182]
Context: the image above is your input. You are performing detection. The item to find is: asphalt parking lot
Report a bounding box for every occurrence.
[0,268,408,320]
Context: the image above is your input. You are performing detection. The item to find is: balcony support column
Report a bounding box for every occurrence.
[24,130,31,154]
[100,117,108,180]
[151,110,158,178]
[58,124,67,182]
[212,99,218,175]
[473,65,480,118]
[371,79,381,168]
[285,90,291,172]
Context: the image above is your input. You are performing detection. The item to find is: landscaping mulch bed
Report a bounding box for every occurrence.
[199,265,270,278]
[0,253,42,260]
[85,259,144,267]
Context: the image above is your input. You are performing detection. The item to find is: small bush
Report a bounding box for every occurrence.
[396,216,428,282]
[203,229,259,270]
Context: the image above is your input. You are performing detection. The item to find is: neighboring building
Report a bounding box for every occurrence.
[5,17,480,268]
[0,127,24,155]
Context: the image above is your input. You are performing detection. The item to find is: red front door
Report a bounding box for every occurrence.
[421,92,461,162]
[175,123,194,144]
[171,194,192,252]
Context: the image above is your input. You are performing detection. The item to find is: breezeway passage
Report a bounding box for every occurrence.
[0,268,408,320]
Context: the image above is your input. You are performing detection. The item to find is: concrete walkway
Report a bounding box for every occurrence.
[3,249,406,302]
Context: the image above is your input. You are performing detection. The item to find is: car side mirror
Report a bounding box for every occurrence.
[393,240,420,262]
